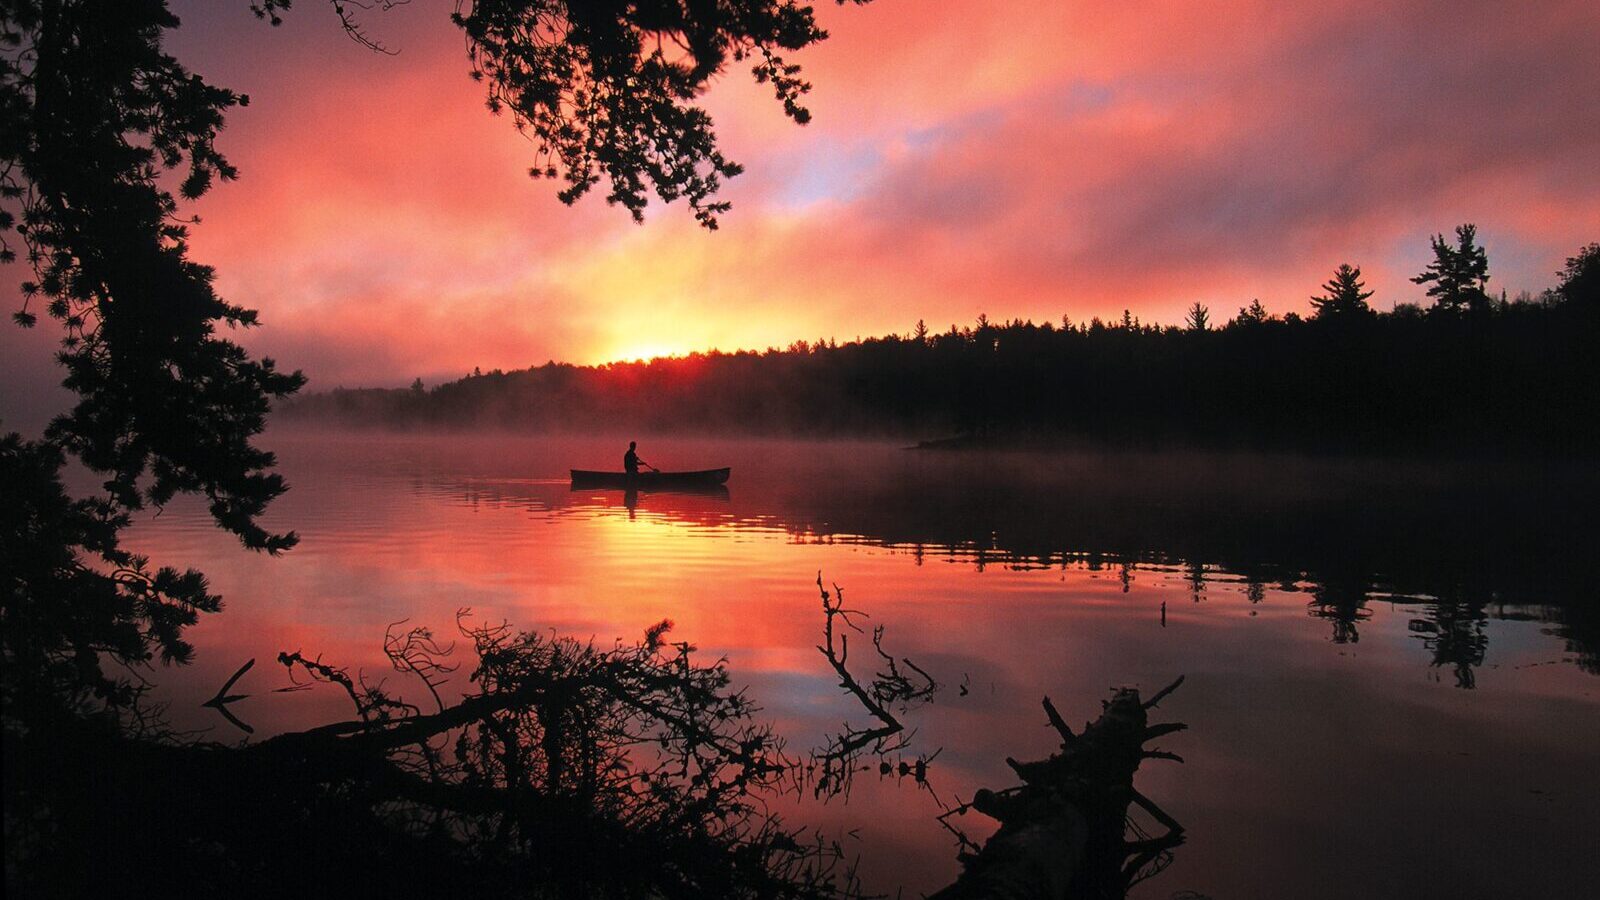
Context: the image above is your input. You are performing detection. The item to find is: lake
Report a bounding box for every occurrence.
[129,432,1600,898]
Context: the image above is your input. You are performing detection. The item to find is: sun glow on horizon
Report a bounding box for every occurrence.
[601,342,705,365]
[4,0,1592,401]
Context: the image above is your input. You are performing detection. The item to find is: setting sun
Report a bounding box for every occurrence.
[602,341,696,365]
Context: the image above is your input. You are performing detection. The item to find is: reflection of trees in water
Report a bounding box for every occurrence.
[1186,562,1207,603]
[7,575,1190,899]
[1245,576,1268,605]
[875,537,1588,683]
[592,478,1596,690]
[1307,576,1373,644]
[710,453,1600,680]
[1409,599,1489,688]
[1534,602,1600,676]
[438,477,1600,685]
[464,470,1600,679]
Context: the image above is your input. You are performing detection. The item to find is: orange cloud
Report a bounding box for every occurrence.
[92,0,1600,389]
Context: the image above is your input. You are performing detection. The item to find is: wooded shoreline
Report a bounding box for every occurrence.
[279,301,1600,457]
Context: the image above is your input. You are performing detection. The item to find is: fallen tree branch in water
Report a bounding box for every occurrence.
[929,678,1188,900]
[809,572,938,798]
[253,612,863,896]
[0,612,865,897]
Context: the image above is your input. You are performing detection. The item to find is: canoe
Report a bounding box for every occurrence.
[570,467,731,490]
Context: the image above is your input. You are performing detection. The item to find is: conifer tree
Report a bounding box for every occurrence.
[1236,298,1270,325]
[1556,243,1600,309]
[1412,224,1491,313]
[1311,264,1375,318]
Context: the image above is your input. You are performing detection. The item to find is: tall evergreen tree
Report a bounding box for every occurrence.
[1185,302,1211,331]
[1235,298,1271,326]
[1555,243,1600,309]
[1412,224,1491,313]
[1311,264,1375,318]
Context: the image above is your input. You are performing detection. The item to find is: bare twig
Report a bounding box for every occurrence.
[1142,674,1185,710]
[809,573,938,798]
[201,657,256,734]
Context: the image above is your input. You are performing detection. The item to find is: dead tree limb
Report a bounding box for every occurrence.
[929,680,1188,900]
[1041,695,1076,746]
[809,573,937,798]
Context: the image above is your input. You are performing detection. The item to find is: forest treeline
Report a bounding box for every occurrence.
[283,235,1600,454]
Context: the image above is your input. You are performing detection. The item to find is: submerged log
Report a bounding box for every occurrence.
[930,678,1187,900]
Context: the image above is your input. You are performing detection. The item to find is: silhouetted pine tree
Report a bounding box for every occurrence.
[1234,299,1271,326]
[1310,264,1375,318]
[1556,243,1600,309]
[1413,224,1491,313]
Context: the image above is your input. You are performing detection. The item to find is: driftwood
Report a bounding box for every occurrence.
[930,677,1187,900]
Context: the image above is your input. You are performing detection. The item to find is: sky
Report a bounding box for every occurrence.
[4,0,1600,422]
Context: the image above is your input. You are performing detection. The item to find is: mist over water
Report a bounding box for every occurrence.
[132,432,1600,899]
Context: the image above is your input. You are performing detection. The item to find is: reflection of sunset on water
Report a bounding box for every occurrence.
[122,433,1600,899]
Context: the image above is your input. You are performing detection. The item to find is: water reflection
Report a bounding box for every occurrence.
[433,449,1600,691]
[1308,575,1371,645]
[603,483,731,518]
[129,434,1600,899]
[1410,598,1490,689]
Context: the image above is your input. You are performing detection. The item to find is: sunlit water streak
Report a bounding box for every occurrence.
[127,433,1600,899]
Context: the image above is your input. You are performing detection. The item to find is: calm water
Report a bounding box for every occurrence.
[130,433,1600,899]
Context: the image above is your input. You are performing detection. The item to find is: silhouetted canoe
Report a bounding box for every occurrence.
[570,467,731,489]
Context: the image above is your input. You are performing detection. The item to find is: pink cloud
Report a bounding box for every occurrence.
[11,0,1591,398]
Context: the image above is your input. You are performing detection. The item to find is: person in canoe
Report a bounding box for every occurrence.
[623,441,654,476]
